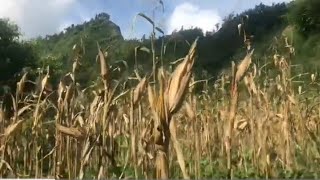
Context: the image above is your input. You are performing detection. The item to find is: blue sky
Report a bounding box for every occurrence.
[0,0,292,40]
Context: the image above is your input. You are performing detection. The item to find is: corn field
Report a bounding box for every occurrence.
[2,17,320,179]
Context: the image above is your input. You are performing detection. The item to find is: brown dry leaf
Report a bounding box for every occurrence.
[244,76,249,88]
[166,38,198,114]
[170,119,190,179]
[276,114,284,119]
[2,120,25,139]
[287,94,296,105]
[147,84,155,110]
[298,86,302,95]
[76,115,85,127]
[236,119,248,130]
[41,74,49,92]
[72,61,78,74]
[235,49,254,83]
[18,104,33,117]
[57,81,66,102]
[97,166,105,180]
[0,159,13,173]
[90,96,100,115]
[79,137,95,179]
[56,124,86,139]
[244,73,257,95]
[0,109,4,124]
[17,72,28,96]
[252,63,257,78]
[97,45,109,80]
[63,84,74,106]
[123,114,129,125]
[219,110,228,121]
[156,72,167,121]
[133,76,147,106]
[311,74,316,82]
[185,102,195,120]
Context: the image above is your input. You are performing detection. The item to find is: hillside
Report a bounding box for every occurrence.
[34,12,135,86]
[34,3,291,87]
[37,13,123,56]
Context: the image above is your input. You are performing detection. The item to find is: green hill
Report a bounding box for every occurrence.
[33,12,138,86]
[4,0,319,91]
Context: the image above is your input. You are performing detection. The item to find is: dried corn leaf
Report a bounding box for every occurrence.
[41,74,49,92]
[287,94,296,105]
[2,120,25,139]
[138,46,151,54]
[235,49,254,83]
[236,119,248,130]
[185,102,195,120]
[0,159,13,172]
[97,44,109,80]
[276,114,284,119]
[147,84,155,110]
[90,96,101,115]
[17,72,28,96]
[311,74,316,82]
[133,76,147,106]
[170,119,190,179]
[56,124,86,139]
[72,61,78,73]
[18,104,33,117]
[166,38,198,114]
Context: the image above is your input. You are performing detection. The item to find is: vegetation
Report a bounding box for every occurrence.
[0,18,38,90]
[1,0,320,179]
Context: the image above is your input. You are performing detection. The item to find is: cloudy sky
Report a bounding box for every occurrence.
[0,0,292,40]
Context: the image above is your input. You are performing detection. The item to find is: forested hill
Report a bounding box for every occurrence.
[2,0,320,92]
[33,12,130,85]
[33,3,290,86]
[36,13,123,56]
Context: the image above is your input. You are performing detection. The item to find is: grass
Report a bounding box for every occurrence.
[2,13,320,180]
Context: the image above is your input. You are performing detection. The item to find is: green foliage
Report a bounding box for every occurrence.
[0,18,38,85]
[33,13,145,88]
[0,3,294,92]
[288,0,320,36]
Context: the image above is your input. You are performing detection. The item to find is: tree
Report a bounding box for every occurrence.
[0,18,37,86]
[288,0,320,36]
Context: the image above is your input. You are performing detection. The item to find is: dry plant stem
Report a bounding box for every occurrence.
[130,91,138,179]
[151,38,197,180]
[192,89,201,179]
[155,134,170,180]
[249,93,257,168]
[188,80,200,179]
[170,119,190,179]
[226,82,238,178]
[99,45,111,177]
[154,98,170,179]
[151,30,156,91]
[33,87,45,178]
[225,50,253,178]
[138,102,146,178]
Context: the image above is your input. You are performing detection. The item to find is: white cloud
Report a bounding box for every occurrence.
[167,2,222,34]
[0,0,77,38]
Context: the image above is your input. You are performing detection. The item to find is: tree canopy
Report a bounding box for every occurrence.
[0,18,38,86]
